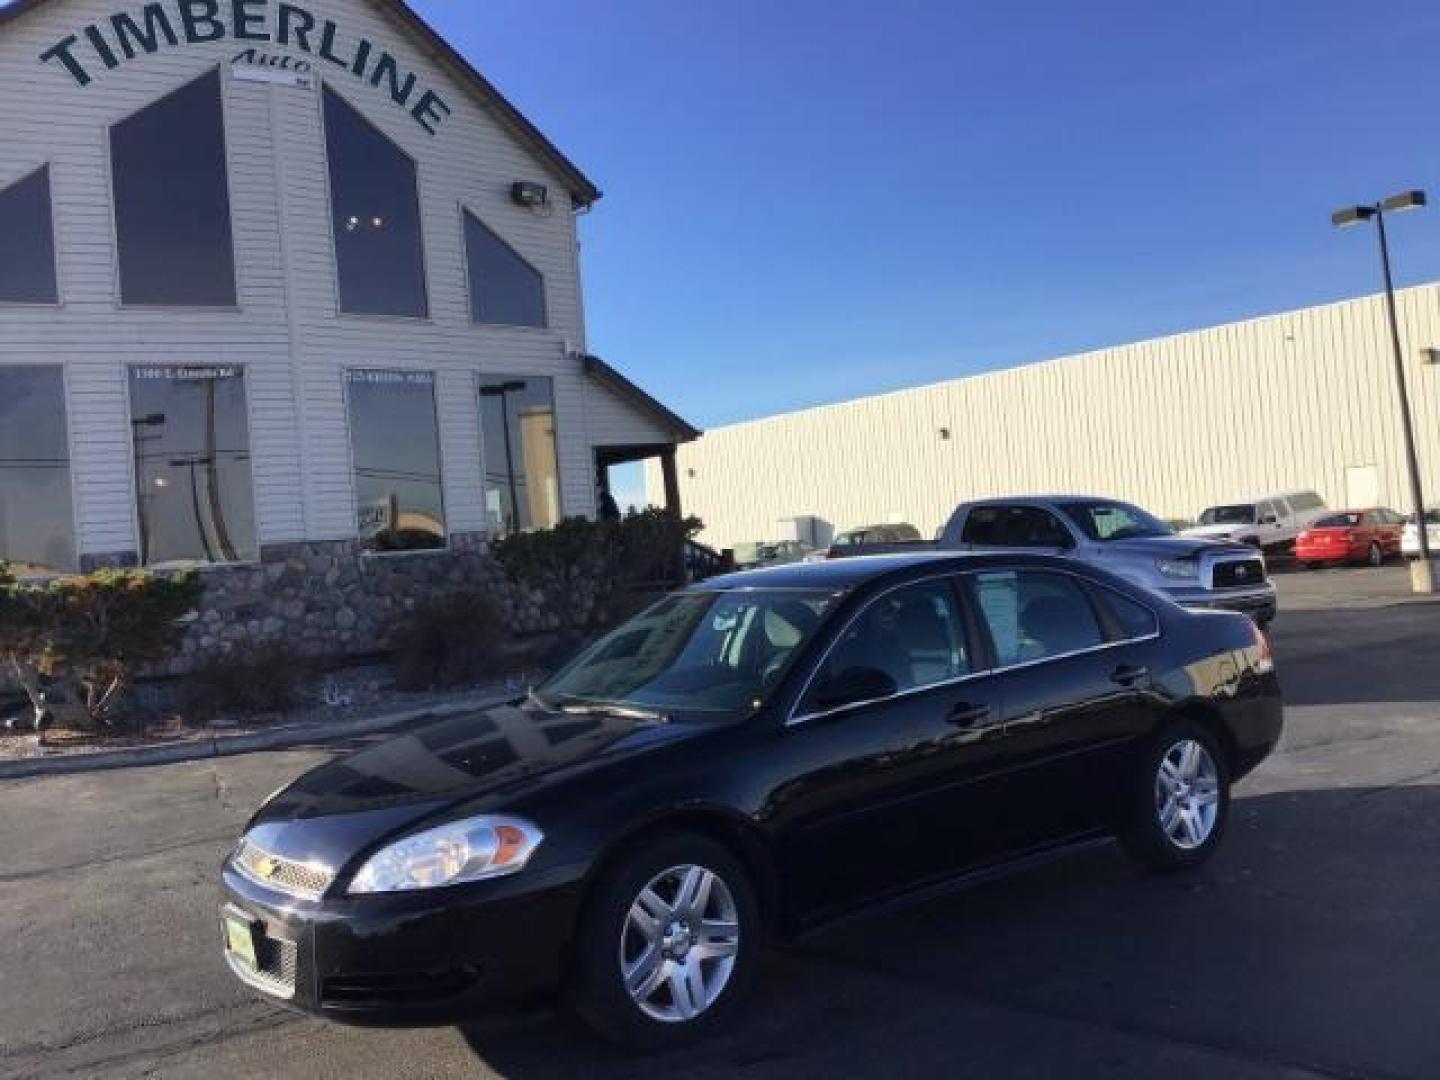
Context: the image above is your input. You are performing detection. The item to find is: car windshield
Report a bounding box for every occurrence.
[1199,504,1256,525]
[1314,513,1361,528]
[536,589,839,719]
[1059,501,1172,542]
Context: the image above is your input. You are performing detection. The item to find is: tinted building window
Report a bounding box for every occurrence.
[480,375,560,534]
[129,366,256,566]
[0,167,59,304]
[324,87,428,318]
[111,69,236,306]
[463,211,545,327]
[0,367,75,574]
[347,370,445,551]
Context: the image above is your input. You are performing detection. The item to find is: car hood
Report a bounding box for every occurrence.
[1098,535,1254,559]
[1181,524,1247,540]
[245,703,705,865]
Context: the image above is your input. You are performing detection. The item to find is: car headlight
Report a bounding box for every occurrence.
[1155,558,1199,580]
[348,815,544,894]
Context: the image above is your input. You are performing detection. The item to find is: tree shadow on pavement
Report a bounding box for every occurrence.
[458,782,1440,1080]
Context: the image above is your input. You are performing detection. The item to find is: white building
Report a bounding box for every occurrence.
[0,0,696,652]
[653,286,1440,550]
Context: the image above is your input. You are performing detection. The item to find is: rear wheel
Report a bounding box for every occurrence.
[569,832,759,1049]
[1367,542,1383,567]
[1120,722,1230,872]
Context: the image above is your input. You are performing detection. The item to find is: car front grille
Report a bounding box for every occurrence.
[1212,558,1266,589]
[233,839,334,900]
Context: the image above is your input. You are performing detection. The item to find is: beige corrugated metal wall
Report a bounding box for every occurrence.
[650,285,1440,549]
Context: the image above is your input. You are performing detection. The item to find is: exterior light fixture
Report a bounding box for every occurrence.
[510,181,549,208]
[1422,347,1440,365]
[1381,190,1427,213]
[1331,205,1376,228]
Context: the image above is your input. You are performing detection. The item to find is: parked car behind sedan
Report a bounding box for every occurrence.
[1183,489,1328,554]
[1295,508,1405,568]
[220,552,1282,1048]
[1401,508,1440,559]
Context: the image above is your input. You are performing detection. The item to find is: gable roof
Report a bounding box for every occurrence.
[0,0,601,207]
[583,354,701,443]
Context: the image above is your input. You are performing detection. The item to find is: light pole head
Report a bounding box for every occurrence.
[1381,190,1427,213]
[1332,205,1377,228]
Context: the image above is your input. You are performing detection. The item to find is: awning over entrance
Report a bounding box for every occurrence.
[583,354,699,517]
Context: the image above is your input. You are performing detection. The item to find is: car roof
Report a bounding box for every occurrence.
[960,495,1134,506]
[693,551,1079,592]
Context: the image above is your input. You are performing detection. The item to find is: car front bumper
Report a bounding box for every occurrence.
[219,858,585,1026]
[1164,584,1277,624]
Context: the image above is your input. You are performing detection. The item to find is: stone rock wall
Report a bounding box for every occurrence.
[159,532,588,674]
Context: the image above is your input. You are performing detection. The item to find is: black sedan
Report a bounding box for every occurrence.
[219,552,1282,1048]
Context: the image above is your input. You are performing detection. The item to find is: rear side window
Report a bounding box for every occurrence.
[962,506,1072,548]
[969,571,1104,666]
[1094,586,1158,640]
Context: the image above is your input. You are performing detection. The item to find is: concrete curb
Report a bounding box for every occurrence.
[0,694,512,781]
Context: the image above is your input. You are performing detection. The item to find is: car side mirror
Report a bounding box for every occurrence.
[811,666,898,710]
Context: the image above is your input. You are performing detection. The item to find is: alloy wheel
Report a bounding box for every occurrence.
[619,864,741,1023]
[1155,739,1220,850]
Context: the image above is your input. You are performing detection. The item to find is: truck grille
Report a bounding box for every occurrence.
[1212,558,1265,589]
[233,839,333,900]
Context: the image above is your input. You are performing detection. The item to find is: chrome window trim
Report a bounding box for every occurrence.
[786,567,1161,728]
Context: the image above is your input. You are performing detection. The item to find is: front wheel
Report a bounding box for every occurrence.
[569,832,759,1049]
[1120,722,1230,872]
[1367,542,1384,567]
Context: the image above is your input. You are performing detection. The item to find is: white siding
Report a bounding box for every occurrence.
[0,0,664,557]
[656,285,1440,549]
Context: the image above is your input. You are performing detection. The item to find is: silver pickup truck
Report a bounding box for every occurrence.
[828,495,1277,624]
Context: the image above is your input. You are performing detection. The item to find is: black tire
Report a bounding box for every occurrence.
[1120,721,1231,873]
[1367,542,1383,567]
[569,831,760,1050]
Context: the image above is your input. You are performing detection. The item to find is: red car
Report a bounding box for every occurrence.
[1295,507,1405,567]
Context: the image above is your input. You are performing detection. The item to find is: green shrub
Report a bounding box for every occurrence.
[0,565,203,730]
[491,509,702,638]
[179,644,310,722]
[394,591,508,691]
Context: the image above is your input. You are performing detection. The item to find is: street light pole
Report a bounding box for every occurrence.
[1332,190,1433,592]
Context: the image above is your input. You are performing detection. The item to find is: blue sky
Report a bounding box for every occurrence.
[415,0,1440,441]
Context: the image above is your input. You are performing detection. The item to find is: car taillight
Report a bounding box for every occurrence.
[1252,621,1274,674]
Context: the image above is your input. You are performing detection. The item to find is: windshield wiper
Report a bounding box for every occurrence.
[559,700,670,723]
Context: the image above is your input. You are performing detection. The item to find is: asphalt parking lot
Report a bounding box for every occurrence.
[3,564,1439,1080]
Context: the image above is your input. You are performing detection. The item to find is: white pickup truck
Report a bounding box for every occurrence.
[1182,490,1328,554]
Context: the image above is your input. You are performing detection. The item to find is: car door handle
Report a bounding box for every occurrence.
[946,703,995,728]
[1110,664,1149,688]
